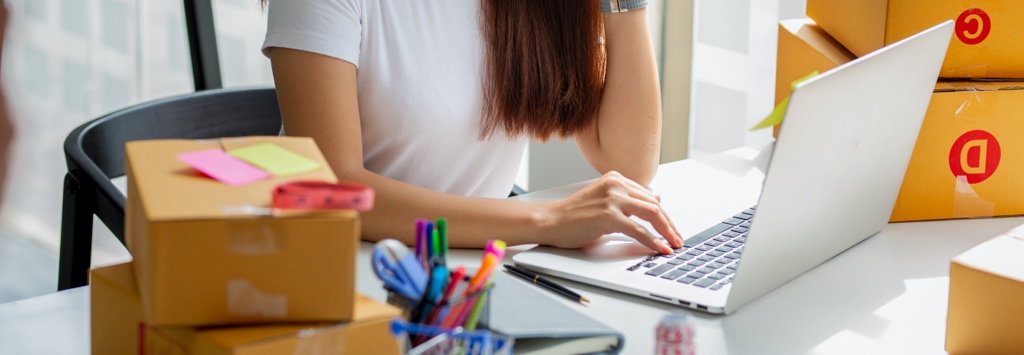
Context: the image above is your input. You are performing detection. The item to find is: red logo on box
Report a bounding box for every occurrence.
[955,8,991,45]
[949,130,1000,184]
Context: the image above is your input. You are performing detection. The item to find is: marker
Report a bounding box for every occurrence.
[437,218,449,267]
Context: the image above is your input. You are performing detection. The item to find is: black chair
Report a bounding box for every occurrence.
[58,88,283,290]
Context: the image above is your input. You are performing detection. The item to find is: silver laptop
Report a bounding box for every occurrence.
[513,21,954,314]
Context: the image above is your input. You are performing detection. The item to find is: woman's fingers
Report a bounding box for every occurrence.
[613,214,672,254]
[603,173,683,247]
[617,198,682,249]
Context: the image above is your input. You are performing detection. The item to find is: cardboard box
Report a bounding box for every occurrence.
[91,262,402,355]
[807,0,1024,78]
[946,226,1024,354]
[774,19,857,136]
[125,136,359,326]
[891,81,1024,222]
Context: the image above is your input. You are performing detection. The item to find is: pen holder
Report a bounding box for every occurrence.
[385,283,493,327]
[391,319,514,355]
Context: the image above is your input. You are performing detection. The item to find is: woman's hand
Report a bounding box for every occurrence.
[537,171,683,254]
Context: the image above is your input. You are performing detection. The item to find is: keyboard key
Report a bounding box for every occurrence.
[675,254,694,261]
[695,245,713,251]
[718,270,733,276]
[667,259,685,265]
[744,208,756,214]
[723,231,740,238]
[687,260,704,267]
[627,265,640,271]
[710,284,724,290]
[721,278,734,285]
[733,226,749,233]
[715,246,733,253]
[739,220,751,228]
[686,222,735,247]
[661,269,689,280]
[726,263,738,270]
[713,235,730,242]
[707,251,725,257]
[709,262,725,269]
[677,276,698,284]
[645,264,675,276]
[698,267,715,274]
[677,264,696,271]
[708,274,723,280]
[725,253,742,259]
[697,255,714,262]
[694,278,716,288]
[723,218,744,226]
[643,262,657,268]
[705,240,722,247]
[737,212,753,220]
[725,241,743,248]
[685,249,702,256]
[687,271,706,279]
[735,237,747,243]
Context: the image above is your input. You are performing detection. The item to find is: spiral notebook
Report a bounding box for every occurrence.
[480,269,624,355]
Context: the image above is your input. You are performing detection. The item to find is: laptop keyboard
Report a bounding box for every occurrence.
[626,207,755,291]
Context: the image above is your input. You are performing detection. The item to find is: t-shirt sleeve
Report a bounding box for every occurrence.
[262,0,362,67]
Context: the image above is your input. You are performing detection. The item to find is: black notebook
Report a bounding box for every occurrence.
[479,269,624,355]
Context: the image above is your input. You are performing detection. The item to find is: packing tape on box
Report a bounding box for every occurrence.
[227,279,288,318]
[294,325,348,354]
[272,181,375,211]
[954,176,996,218]
[947,81,999,218]
[228,222,284,255]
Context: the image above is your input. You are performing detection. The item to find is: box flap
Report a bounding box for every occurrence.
[953,226,1024,283]
[780,19,857,66]
[126,136,339,221]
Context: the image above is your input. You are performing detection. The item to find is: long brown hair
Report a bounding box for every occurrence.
[480,1,606,140]
[259,0,607,140]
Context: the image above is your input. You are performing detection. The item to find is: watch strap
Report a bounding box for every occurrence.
[600,0,648,13]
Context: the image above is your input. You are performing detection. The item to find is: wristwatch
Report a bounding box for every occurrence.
[600,0,648,13]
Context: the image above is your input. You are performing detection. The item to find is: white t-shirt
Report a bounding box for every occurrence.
[263,0,528,198]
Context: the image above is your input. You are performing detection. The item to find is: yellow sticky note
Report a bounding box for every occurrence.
[228,142,321,177]
[750,71,819,131]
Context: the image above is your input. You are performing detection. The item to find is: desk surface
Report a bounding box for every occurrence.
[3,147,1020,355]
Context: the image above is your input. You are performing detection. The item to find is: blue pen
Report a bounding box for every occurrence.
[425,222,435,265]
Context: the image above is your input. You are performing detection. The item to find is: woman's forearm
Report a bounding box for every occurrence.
[341,168,550,248]
[578,8,662,186]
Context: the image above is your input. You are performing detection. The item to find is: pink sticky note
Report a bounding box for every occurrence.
[177,148,272,186]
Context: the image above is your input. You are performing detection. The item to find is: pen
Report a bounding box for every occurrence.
[415,219,426,269]
[504,264,590,304]
[463,280,492,331]
[437,218,448,268]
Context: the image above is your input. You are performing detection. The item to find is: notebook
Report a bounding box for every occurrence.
[480,269,624,354]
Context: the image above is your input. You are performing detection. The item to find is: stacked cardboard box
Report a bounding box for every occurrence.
[946,224,1024,354]
[91,136,400,354]
[775,2,1024,222]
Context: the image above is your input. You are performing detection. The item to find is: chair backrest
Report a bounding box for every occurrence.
[64,88,284,209]
[59,88,285,290]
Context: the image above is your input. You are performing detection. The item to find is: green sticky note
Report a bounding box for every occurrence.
[228,142,321,177]
[750,71,819,131]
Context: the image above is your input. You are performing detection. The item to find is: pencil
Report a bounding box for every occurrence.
[504,264,589,304]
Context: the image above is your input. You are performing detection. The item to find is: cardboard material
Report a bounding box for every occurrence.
[891,81,1024,222]
[807,0,1024,78]
[773,19,856,136]
[125,136,359,326]
[91,262,402,355]
[946,226,1024,354]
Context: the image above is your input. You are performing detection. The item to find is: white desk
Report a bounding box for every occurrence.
[3,147,1020,354]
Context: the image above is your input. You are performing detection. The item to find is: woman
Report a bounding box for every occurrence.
[261,0,683,253]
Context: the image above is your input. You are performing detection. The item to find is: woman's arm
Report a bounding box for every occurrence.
[269,47,681,252]
[575,8,662,186]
